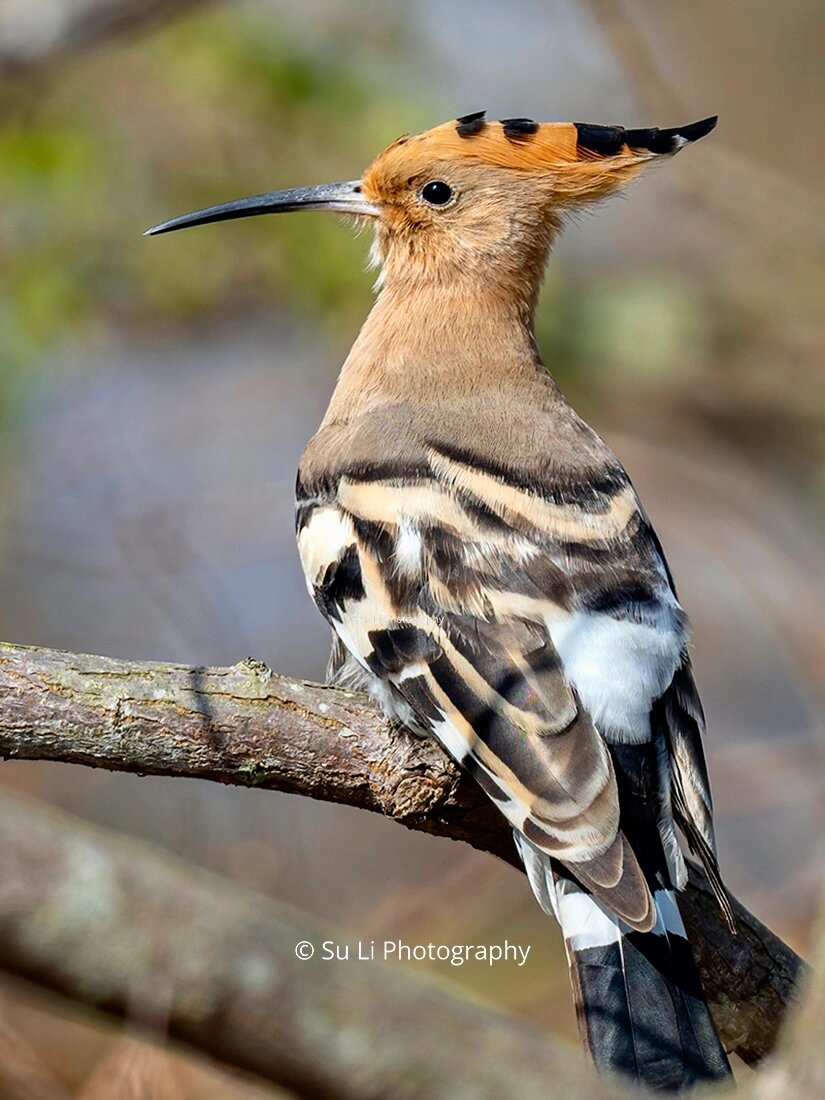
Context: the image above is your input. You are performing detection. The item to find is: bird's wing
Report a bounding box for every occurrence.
[655,653,733,925]
[297,442,706,931]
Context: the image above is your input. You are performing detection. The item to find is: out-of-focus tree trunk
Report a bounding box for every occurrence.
[0,791,633,1100]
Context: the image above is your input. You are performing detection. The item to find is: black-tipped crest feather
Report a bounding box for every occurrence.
[577,116,718,156]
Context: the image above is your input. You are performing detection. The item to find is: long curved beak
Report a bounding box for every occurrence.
[145,180,378,236]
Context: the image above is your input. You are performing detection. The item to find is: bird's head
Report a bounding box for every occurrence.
[147,111,716,304]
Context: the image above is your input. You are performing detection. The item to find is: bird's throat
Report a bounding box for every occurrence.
[322,274,545,425]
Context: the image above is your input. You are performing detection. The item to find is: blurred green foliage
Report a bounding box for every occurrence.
[0,5,415,432]
[535,270,716,399]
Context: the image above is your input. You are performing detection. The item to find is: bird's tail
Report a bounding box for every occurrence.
[516,836,731,1092]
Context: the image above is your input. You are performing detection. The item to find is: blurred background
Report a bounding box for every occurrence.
[0,0,823,1095]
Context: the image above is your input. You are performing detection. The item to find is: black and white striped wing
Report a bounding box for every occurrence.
[297,446,714,931]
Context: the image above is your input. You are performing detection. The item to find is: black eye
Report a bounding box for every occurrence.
[420,180,453,206]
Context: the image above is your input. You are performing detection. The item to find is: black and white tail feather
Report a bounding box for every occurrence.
[520,838,729,1090]
[517,740,730,1092]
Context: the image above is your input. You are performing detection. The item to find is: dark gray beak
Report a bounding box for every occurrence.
[145,180,378,236]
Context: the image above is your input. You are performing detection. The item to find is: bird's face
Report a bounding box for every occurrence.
[359,142,559,291]
[147,111,715,299]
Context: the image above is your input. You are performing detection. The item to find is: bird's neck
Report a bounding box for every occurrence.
[321,273,546,426]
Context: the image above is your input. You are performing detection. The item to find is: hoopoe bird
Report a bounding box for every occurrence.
[148,111,733,1091]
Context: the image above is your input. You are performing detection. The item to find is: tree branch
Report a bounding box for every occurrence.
[0,790,631,1100]
[0,641,804,1067]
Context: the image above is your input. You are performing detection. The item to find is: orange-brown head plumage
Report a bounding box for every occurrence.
[363,111,716,200]
[359,111,716,299]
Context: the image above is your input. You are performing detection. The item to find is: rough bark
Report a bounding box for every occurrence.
[0,641,805,1069]
[0,792,630,1100]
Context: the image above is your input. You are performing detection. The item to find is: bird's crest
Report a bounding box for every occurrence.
[363,111,717,204]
